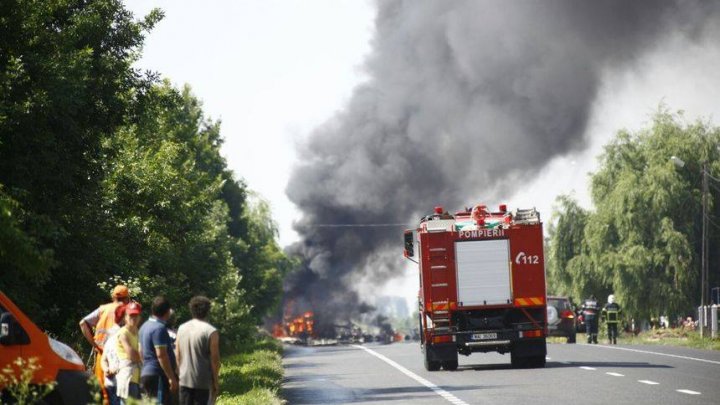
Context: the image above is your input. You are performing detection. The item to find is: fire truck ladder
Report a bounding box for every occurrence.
[428,243,452,333]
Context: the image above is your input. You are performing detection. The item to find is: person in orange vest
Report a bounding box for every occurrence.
[80,285,131,404]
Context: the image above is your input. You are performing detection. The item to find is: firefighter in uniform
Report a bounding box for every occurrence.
[602,294,622,344]
[80,285,131,404]
[581,295,600,344]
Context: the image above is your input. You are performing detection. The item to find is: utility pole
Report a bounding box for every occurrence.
[701,161,708,337]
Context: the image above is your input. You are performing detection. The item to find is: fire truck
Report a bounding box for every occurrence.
[403,204,547,371]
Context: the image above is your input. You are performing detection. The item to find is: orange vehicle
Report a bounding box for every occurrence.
[404,204,547,371]
[1,291,91,404]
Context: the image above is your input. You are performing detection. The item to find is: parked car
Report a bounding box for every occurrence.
[1,291,91,404]
[546,296,577,343]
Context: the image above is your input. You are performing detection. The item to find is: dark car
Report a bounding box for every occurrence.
[547,296,577,343]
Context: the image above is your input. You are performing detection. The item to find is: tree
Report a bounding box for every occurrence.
[232,193,295,323]
[0,0,162,331]
[547,109,720,321]
[546,194,590,300]
[0,1,290,346]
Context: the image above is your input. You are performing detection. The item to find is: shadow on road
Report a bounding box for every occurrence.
[457,361,672,372]
[283,383,486,404]
[546,361,673,369]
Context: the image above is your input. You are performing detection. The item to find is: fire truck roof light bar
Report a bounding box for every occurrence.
[512,207,540,224]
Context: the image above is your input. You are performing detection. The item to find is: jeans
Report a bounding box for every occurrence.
[105,383,120,405]
[142,374,172,405]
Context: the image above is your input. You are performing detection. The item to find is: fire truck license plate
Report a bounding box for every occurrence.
[471,333,497,340]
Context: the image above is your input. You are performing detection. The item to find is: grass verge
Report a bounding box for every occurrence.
[216,337,285,405]
[568,329,720,350]
[620,329,720,351]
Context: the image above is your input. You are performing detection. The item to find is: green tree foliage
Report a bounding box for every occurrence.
[235,193,296,323]
[0,1,290,347]
[0,187,54,315]
[547,110,720,320]
[546,194,591,299]
[102,82,236,304]
[0,0,163,331]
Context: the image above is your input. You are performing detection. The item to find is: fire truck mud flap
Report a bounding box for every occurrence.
[510,338,546,369]
[423,343,458,371]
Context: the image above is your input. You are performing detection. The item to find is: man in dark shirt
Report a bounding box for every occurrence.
[139,296,178,405]
[581,295,600,344]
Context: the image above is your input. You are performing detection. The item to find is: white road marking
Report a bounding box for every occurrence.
[559,361,571,364]
[606,372,624,377]
[676,389,701,395]
[590,345,720,365]
[638,380,660,385]
[352,345,470,405]
[580,366,596,370]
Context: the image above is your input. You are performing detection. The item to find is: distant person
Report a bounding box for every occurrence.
[177,296,221,405]
[79,285,131,404]
[581,294,600,344]
[602,294,622,344]
[116,301,143,404]
[101,304,128,405]
[139,296,179,405]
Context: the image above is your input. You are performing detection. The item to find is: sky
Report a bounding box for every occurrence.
[124,1,720,314]
[124,0,375,247]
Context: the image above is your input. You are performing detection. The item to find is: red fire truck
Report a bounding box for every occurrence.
[403,204,547,371]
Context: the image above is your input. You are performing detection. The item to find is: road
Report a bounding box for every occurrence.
[282,341,720,404]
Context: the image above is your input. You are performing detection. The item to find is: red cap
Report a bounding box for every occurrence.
[114,304,127,323]
[434,206,443,214]
[125,301,142,316]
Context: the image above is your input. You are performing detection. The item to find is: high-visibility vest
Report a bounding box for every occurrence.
[603,303,622,324]
[93,302,121,348]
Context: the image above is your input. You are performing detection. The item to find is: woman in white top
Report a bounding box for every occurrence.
[101,305,126,405]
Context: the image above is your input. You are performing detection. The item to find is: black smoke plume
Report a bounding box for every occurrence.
[283,0,720,332]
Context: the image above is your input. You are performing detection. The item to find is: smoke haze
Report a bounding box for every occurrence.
[284,0,720,329]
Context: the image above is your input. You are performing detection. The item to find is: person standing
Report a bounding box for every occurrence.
[602,294,622,344]
[116,301,143,404]
[139,296,179,405]
[176,296,220,405]
[79,285,131,404]
[581,294,600,344]
[101,304,128,405]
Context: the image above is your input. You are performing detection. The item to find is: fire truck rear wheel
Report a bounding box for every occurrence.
[442,360,458,371]
[424,357,441,371]
[527,355,546,368]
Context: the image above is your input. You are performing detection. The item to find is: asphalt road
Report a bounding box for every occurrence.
[282,341,720,404]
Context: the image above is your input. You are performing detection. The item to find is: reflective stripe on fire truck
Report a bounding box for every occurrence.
[428,301,457,311]
[431,302,448,310]
[514,297,545,306]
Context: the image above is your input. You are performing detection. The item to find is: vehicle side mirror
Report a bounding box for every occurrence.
[403,230,414,258]
[0,312,30,346]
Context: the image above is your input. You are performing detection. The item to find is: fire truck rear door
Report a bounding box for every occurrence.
[455,239,512,306]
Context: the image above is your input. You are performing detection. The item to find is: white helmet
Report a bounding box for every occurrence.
[608,294,615,304]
